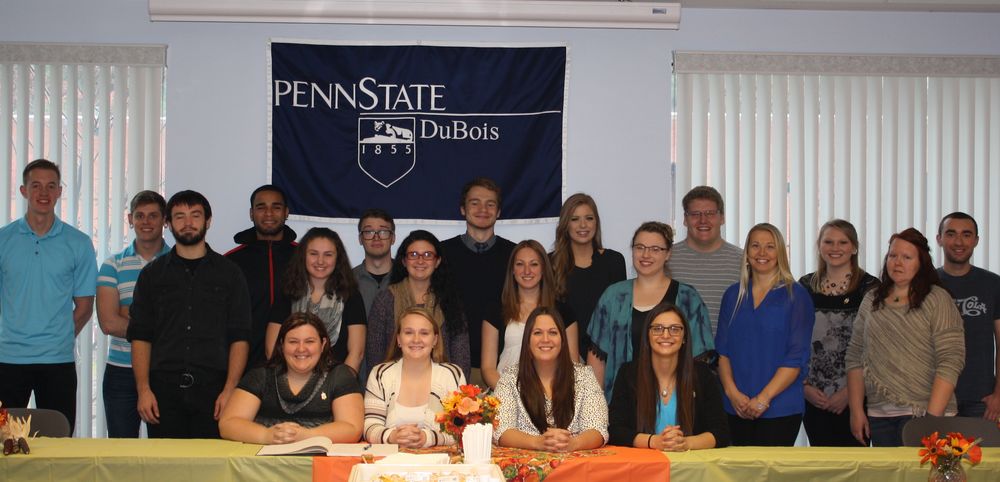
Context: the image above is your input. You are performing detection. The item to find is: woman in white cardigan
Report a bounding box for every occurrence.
[364,307,466,447]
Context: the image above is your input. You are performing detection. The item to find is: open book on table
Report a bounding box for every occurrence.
[256,437,398,457]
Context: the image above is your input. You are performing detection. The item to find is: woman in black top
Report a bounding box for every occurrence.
[220,312,364,444]
[550,193,625,358]
[266,228,366,374]
[482,240,578,388]
[609,303,729,450]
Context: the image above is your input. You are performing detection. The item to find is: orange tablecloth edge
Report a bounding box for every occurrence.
[312,446,669,482]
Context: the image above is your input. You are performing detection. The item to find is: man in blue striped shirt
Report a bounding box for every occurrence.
[96,190,170,438]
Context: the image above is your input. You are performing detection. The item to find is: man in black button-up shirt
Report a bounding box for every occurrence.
[127,190,251,438]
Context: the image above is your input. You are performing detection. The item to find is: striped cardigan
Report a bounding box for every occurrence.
[364,359,465,446]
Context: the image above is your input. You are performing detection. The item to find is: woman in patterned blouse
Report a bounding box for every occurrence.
[799,220,878,446]
[494,307,608,452]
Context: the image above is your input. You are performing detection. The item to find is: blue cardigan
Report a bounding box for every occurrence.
[587,279,714,401]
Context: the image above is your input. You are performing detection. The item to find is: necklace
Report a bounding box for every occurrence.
[660,379,675,401]
[820,272,852,296]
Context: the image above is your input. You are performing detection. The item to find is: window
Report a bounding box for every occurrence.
[673,51,1000,276]
[1,42,166,437]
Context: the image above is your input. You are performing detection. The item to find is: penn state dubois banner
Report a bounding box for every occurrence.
[268,40,567,223]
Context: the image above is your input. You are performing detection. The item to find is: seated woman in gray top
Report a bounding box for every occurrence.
[219,312,364,444]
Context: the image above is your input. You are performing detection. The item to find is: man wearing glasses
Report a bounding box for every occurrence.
[225,184,297,369]
[667,186,743,336]
[353,208,396,314]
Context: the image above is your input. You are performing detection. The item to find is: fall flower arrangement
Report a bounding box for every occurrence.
[435,384,500,444]
[919,431,982,480]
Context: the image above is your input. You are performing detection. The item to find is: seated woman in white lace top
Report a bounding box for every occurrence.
[494,307,608,452]
[364,307,466,448]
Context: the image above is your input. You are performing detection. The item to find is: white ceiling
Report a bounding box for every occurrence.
[675,0,1000,12]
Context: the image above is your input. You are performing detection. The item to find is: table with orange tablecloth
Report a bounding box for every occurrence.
[311,445,670,482]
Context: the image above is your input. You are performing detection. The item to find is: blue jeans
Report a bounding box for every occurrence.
[868,415,912,447]
[103,364,141,438]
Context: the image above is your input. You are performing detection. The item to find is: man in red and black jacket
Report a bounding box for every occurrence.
[225,185,297,370]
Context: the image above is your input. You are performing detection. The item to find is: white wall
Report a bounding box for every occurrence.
[3,1,1000,274]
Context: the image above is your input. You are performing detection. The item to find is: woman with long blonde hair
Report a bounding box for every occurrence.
[716,223,815,446]
[799,220,878,446]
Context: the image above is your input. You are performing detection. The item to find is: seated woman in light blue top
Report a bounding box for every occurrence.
[608,303,730,450]
[587,221,713,401]
[716,223,815,446]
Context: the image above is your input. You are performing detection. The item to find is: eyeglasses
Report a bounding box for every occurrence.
[649,324,684,336]
[405,251,438,261]
[360,229,393,240]
[684,210,720,219]
[632,244,669,255]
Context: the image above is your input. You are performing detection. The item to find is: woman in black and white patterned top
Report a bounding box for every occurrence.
[799,219,878,446]
[494,306,608,452]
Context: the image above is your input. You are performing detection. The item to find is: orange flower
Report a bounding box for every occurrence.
[460,384,481,398]
[968,444,983,464]
[919,444,942,465]
[457,396,481,415]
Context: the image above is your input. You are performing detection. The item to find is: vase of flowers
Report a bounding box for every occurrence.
[919,431,982,482]
[435,384,500,450]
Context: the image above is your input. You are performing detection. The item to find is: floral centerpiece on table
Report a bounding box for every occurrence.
[435,384,500,446]
[919,431,982,481]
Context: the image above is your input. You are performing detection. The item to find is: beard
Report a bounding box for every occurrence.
[944,250,973,266]
[171,225,207,246]
[255,222,284,237]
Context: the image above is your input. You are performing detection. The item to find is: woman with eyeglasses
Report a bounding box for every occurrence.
[716,223,814,446]
[220,312,364,444]
[609,302,729,451]
[845,228,964,447]
[266,228,366,374]
[482,240,579,389]
[587,222,714,401]
[364,307,465,447]
[494,307,608,452]
[799,220,879,446]
[365,230,471,380]
[550,193,626,362]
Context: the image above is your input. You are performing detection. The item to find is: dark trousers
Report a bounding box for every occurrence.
[958,400,986,418]
[147,371,224,439]
[0,362,77,435]
[803,401,863,446]
[868,415,912,447]
[103,364,141,438]
[728,413,802,446]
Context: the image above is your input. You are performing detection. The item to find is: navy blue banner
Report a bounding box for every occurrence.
[268,41,566,222]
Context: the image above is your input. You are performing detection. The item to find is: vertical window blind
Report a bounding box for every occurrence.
[673,51,1000,278]
[1,43,166,437]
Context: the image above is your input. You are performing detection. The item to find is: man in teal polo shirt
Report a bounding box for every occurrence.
[0,159,97,434]
[97,190,170,437]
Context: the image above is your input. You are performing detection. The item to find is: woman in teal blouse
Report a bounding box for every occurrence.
[587,221,713,401]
